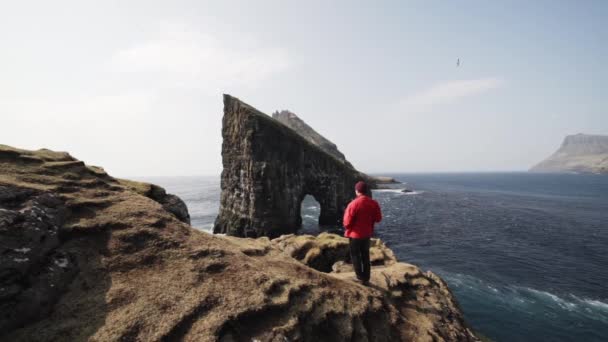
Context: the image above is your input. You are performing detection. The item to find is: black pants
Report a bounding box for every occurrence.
[349,238,371,281]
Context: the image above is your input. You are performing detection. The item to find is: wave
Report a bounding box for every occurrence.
[197,223,214,233]
[440,271,608,323]
[524,288,581,311]
[585,299,608,311]
[521,287,608,312]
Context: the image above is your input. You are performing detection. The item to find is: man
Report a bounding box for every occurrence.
[343,181,382,285]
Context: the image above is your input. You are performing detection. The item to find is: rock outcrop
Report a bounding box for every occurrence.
[272,110,351,166]
[119,179,191,224]
[1,144,480,341]
[214,95,375,238]
[271,110,401,186]
[265,233,479,341]
[531,133,608,174]
[373,176,400,184]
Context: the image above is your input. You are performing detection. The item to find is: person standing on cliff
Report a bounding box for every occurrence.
[343,181,382,285]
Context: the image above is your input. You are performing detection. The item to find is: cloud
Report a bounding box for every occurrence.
[1,91,154,123]
[110,24,290,91]
[399,78,504,112]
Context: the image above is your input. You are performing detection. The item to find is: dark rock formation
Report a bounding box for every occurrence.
[0,188,77,333]
[531,133,608,174]
[214,95,374,237]
[373,176,399,184]
[272,109,401,185]
[1,144,481,342]
[272,110,350,165]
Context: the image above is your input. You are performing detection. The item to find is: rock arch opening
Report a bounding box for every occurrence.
[300,195,320,233]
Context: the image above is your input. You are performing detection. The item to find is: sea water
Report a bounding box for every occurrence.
[140,173,608,342]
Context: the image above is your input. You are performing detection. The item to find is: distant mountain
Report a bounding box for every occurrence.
[530,134,608,174]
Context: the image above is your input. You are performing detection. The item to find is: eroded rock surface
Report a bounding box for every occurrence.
[0,144,480,342]
[227,233,480,342]
[270,233,397,273]
[271,110,401,186]
[214,95,374,237]
[272,110,351,165]
[119,180,191,224]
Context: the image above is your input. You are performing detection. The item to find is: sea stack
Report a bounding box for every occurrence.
[213,95,375,238]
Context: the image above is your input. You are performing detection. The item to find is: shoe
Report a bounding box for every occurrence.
[353,277,370,286]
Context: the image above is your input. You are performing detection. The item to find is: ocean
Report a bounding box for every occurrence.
[139,173,608,342]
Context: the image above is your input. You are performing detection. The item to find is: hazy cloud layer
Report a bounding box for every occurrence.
[399,78,504,112]
[2,91,154,123]
[110,24,291,92]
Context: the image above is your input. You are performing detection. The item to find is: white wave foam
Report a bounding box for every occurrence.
[198,223,214,233]
[487,285,499,293]
[525,288,578,310]
[437,271,608,322]
[522,288,608,314]
[584,299,608,311]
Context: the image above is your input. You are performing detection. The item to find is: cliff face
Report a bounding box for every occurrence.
[531,134,608,174]
[0,144,479,342]
[272,110,350,166]
[271,109,400,186]
[214,95,374,238]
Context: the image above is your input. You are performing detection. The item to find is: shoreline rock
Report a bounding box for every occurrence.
[371,176,401,184]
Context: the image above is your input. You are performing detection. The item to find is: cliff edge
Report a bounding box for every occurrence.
[0,144,479,341]
[531,134,608,174]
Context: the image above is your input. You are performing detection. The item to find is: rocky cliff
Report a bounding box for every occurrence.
[531,134,608,174]
[272,110,351,166]
[271,110,400,186]
[214,95,375,238]
[0,144,480,342]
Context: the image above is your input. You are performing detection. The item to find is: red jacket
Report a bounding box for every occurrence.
[343,195,382,239]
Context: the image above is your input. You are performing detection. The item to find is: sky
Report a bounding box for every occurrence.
[1,0,606,176]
